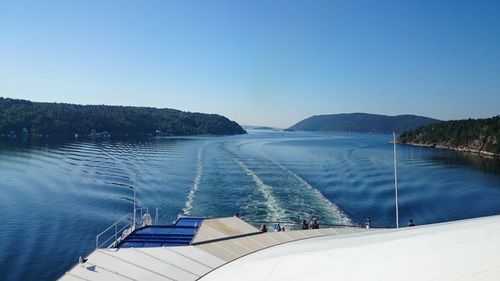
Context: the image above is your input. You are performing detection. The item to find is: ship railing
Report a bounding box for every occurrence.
[133,207,160,227]
[95,213,133,249]
[244,220,364,231]
[95,207,160,249]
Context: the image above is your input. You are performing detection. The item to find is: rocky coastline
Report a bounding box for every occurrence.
[402,141,499,159]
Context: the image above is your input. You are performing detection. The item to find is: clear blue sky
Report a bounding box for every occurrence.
[1,0,499,128]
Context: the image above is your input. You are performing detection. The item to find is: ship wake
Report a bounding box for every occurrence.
[182,144,205,215]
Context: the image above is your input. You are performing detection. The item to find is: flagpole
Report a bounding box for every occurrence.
[133,175,137,229]
[393,132,399,229]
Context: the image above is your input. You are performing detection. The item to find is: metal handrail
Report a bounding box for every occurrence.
[134,208,149,228]
[243,219,364,231]
[95,207,161,249]
[95,210,385,249]
[133,208,160,226]
[110,223,133,247]
[96,213,132,249]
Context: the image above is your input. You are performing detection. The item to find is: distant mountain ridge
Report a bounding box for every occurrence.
[242,125,281,131]
[287,113,440,133]
[0,97,246,137]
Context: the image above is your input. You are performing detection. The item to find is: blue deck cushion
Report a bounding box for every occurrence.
[134,226,197,236]
[175,217,204,227]
[116,217,203,248]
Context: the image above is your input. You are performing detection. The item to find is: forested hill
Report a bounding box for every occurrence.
[0,98,246,137]
[287,113,440,133]
[399,116,500,157]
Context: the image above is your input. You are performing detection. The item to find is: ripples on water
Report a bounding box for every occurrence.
[0,131,499,281]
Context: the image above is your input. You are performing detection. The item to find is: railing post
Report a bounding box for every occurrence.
[114,224,117,244]
[132,210,137,229]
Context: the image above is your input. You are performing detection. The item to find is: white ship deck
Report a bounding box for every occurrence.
[59,215,500,281]
[59,217,371,280]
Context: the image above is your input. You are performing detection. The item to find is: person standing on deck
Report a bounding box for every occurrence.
[274,223,281,232]
[301,219,309,230]
[259,224,267,232]
[310,217,319,229]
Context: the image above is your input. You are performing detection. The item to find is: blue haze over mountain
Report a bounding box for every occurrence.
[288,113,440,133]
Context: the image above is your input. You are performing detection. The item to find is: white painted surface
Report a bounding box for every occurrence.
[200,215,500,281]
[192,217,260,244]
[58,225,368,280]
[60,216,500,281]
[59,246,226,281]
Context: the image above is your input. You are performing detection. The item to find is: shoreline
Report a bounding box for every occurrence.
[400,142,499,159]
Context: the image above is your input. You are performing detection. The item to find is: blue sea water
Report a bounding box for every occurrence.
[0,130,499,281]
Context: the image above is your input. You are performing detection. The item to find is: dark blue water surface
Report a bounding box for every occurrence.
[0,131,499,280]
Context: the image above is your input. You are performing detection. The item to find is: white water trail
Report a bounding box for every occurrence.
[233,157,286,222]
[182,144,205,215]
[263,155,352,225]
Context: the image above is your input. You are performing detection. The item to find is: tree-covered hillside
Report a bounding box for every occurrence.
[399,116,500,156]
[287,113,440,133]
[0,98,246,137]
